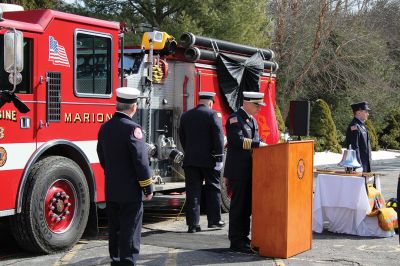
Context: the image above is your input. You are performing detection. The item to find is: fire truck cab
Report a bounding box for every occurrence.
[0,5,120,253]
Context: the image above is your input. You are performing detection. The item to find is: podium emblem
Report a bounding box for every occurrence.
[297,159,305,179]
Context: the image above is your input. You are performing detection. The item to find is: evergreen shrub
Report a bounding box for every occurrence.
[275,104,285,133]
[309,99,342,153]
[365,119,380,151]
[379,108,400,149]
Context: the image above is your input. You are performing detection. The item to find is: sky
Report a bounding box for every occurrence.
[63,0,83,5]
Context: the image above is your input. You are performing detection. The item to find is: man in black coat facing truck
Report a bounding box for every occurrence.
[97,87,153,266]
[179,91,225,233]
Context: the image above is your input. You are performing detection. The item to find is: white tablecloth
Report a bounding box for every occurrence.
[313,174,394,237]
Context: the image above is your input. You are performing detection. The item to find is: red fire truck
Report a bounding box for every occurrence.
[0,4,279,253]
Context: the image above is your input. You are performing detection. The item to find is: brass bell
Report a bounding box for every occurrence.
[338,145,361,172]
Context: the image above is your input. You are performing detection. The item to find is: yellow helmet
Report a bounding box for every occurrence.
[386,198,398,209]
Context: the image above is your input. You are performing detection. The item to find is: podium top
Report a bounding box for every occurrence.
[261,140,314,148]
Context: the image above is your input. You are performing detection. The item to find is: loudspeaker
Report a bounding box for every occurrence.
[289,101,310,136]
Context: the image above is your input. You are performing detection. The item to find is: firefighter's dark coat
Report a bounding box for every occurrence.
[97,111,153,265]
[345,117,371,172]
[224,107,262,246]
[179,104,224,227]
[224,108,261,180]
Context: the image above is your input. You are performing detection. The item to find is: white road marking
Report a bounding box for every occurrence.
[165,248,177,266]
[274,258,286,266]
[356,244,400,252]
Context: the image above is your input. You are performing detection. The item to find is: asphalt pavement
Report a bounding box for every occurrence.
[0,157,399,266]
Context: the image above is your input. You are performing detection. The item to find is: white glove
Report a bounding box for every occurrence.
[143,193,153,201]
[259,142,267,147]
[214,162,224,171]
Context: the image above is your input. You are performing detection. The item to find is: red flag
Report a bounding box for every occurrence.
[256,78,279,144]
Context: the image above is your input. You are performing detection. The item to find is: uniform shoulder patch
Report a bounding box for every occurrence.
[351,125,358,131]
[229,117,238,124]
[133,127,143,139]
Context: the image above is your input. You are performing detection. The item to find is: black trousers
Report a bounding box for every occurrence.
[228,177,252,244]
[184,166,222,226]
[107,201,143,266]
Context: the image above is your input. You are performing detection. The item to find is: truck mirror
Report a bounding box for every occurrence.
[4,29,24,74]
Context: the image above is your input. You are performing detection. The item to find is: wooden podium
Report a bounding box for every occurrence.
[251,140,314,258]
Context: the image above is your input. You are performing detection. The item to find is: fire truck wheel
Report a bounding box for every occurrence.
[10,156,90,254]
[220,150,230,213]
[220,174,231,213]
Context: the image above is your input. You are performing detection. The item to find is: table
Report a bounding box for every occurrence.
[313,174,394,237]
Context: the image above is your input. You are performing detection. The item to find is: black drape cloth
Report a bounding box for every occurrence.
[216,52,264,112]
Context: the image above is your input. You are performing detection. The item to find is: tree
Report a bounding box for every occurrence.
[63,0,271,48]
[73,0,187,27]
[178,0,271,48]
[368,0,400,90]
[309,99,342,153]
[379,108,400,149]
[2,0,55,9]
[275,103,285,133]
[365,119,379,151]
[269,0,343,109]
[268,0,397,135]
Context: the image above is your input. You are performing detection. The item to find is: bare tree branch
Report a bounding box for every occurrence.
[292,0,329,95]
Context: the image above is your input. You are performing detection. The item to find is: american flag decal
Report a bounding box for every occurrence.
[49,36,70,67]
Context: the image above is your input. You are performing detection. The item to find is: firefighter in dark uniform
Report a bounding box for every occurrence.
[224,91,267,253]
[97,87,153,266]
[179,91,225,233]
[345,101,372,172]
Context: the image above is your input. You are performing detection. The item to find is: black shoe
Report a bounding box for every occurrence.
[188,225,201,233]
[208,220,225,228]
[230,242,253,254]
